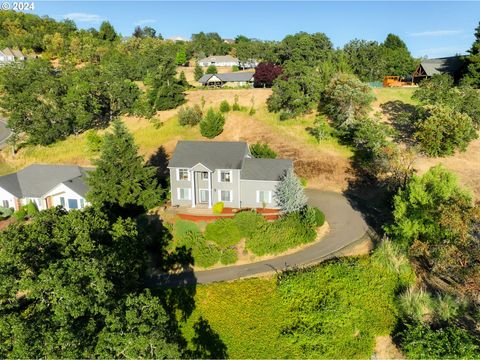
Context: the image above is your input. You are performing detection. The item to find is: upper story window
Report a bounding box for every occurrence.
[219,170,231,183]
[201,172,209,180]
[178,168,189,181]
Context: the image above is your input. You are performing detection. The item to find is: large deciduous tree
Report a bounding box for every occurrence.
[0,207,182,358]
[86,119,162,216]
[254,62,283,87]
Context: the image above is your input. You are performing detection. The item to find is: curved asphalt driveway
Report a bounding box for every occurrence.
[0,118,12,148]
[152,190,368,285]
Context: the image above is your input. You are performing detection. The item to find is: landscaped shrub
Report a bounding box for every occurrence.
[212,201,224,214]
[25,202,39,217]
[233,210,266,239]
[246,212,316,256]
[193,241,222,268]
[0,206,13,220]
[220,248,238,265]
[204,218,241,248]
[200,108,225,138]
[13,208,27,221]
[174,220,201,242]
[206,65,217,74]
[372,239,415,288]
[249,143,277,158]
[231,65,239,72]
[178,105,203,126]
[311,207,325,226]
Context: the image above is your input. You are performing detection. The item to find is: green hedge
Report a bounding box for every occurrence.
[204,218,241,248]
[220,248,238,265]
[246,212,317,256]
[233,211,266,239]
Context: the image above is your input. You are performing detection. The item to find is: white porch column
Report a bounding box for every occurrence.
[208,171,212,208]
[190,170,195,208]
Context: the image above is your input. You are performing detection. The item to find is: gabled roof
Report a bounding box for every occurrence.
[198,55,239,63]
[0,164,90,198]
[2,48,14,57]
[419,56,464,77]
[241,158,293,181]
[169,141,250,170]
[198,72,255,83]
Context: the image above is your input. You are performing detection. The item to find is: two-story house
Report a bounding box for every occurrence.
[168,141,292,209]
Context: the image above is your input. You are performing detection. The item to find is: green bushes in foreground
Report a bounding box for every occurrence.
[204,218,241,248]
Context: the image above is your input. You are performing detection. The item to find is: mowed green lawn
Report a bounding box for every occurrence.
[179,254,404,359]
[372,87,417,105]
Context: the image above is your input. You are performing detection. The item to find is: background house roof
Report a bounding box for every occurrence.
[0,164,90,198]
[198,72,255,83]
[419,56,463,76]
[169,141,250,170]
[198,55,239,63]
[240,158,293,181]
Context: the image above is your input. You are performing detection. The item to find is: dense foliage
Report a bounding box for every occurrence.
[177,105,203,126]
[146,59,185,111]
[254,62,283,87]
[249,142,277,158]
[274,168,308,213]
[0,207,182,357]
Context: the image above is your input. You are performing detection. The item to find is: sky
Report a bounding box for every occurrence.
[29,1,480,58]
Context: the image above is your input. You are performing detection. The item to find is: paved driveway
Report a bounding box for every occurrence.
[152,190,369,285]
[0,118,11,148]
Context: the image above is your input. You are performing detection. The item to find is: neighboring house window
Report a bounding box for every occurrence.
[201,172,209,180]
[80,198,85,208]
[178,169,190,181]
[220,190,232,202]
[68,199,78,209]
[219,170,232,183]
[256,190,272,204]
[60,197,65,207]
[2,200,9,208]
[178,188,191,200]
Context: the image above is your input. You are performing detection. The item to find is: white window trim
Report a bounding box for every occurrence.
[177,188,191,200]
[218,169,232,183]
[219,190,233,203]
[201,172,209,180]
[256,190,272,204]
[177,168,190,181]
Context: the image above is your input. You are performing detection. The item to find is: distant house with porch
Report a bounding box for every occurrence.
[0,48,26,64]
[0,164,91,211]
[413,56,464,83]
[198,72,255,87]
[168,141,292,210]
[198,55,239,67]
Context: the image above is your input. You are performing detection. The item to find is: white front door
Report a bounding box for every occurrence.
[199,189,209,204]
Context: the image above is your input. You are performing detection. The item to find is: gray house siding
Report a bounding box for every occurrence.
[211,169,240,208]
[240,180,279,208]
[169,167,193,207]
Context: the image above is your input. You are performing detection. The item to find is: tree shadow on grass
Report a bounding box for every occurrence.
[187,316,229,359]
[380,100,418,145]
[148,145,170,189]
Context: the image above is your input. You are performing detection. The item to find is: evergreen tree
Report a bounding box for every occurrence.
[98,21,118,42]
[178,71,189,88]
[175,48,187,66]
[463,22,480,87]
[194,63,204,81]
[199,108,225,138]
[147,60,185,111]
[274,168,308,213]
[86,119,162,216]
[206,65,217,74]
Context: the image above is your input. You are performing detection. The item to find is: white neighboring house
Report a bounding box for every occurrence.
[0,164,91,211]
[198,55,239,67]
[0,48,26,64]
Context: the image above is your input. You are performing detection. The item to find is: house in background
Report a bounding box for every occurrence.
[168,141,292,210]
[0,48,26,64]
[198,55,239,67]
[198,72,255,87]
[0,164,91,211]
[413,56,464,83]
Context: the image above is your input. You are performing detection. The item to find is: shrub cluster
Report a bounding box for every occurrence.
[178,104,203,126]
[249,143,277,159]
[13,202,39,221]
[0,206,13,220]
[219,100,231,113]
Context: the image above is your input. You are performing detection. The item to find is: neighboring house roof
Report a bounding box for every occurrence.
[2,48,14,57]
[168,36,189,42]
[418,56,464,77]
[169,141,250,170]
[198,55,239,64]
[198,72,255,83]
[11,49,24,58]
[241,158,293,181]
[0,164,90,198]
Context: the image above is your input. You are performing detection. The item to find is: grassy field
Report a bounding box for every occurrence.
[179,254,403,359]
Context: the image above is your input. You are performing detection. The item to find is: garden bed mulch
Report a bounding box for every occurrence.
[177,207,281,222]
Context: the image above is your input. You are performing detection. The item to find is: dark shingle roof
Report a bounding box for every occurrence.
[198,72,254,83]
[240,158,293,181]
[0,164,89,198]
[420,56,464,77]
[169,141,249,170]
